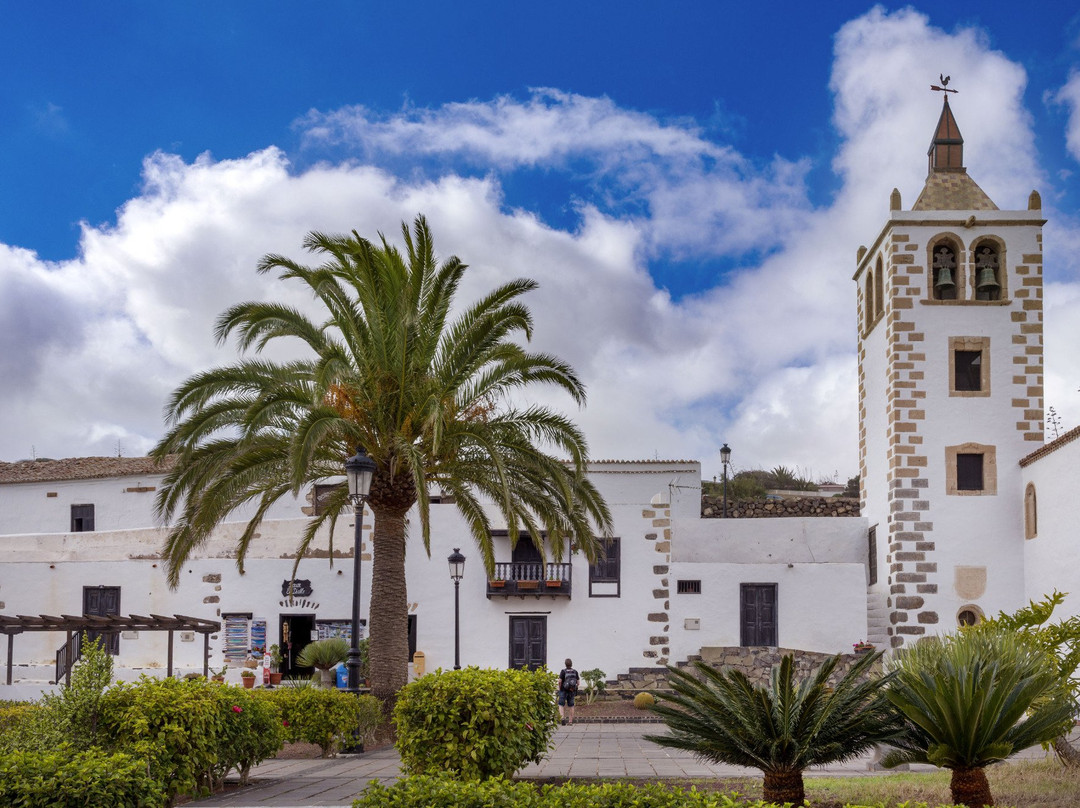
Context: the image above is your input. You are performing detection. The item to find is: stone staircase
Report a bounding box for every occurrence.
[866,590,890,650]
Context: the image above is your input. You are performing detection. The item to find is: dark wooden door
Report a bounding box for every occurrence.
[740,583,777,646]
[83,586,120,654]
[509,616,546,670]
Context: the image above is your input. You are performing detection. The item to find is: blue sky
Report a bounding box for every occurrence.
[3,2,1080,479]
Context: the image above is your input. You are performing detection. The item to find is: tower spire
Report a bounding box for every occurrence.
[928,94,963,173]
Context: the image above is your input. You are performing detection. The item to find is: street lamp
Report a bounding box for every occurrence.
[447,547,465,670]
[345,446,376,692]
[720,443,732,518]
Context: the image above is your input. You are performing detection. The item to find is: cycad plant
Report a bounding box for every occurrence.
[297,638,349,688]
[883,629,1076,808]
[646,652,902,805]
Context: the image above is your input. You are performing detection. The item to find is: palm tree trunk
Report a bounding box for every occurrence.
[1052,733,1080,767]
[762,769,804,806]
[950,766,994,807]
[367,506,410,714]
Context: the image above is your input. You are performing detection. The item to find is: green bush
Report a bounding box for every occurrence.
[266,686,381,756]
[100,675,226,801]
[352,775,803,807]
[208,684,285,787]
[394,667,559,780]
[0,747,164,808]
[580,668,606,704]
[0,703,40,751]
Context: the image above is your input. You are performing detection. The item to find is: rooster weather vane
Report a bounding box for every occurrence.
[930,74,958,95]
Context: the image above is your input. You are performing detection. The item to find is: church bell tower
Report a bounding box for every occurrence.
[855,94,1044,647]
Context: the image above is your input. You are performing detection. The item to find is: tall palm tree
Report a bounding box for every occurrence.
[151,215,612,707]
[883,629,1076,808]
[646,652,903,805]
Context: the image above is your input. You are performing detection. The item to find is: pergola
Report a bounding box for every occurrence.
[0,613,221,686]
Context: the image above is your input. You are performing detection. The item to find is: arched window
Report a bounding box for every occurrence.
[973,241,1002,301]
[864,274,874,330]
[931,242,958,300]
[1024,483,1037,539]
[874,257,884,318]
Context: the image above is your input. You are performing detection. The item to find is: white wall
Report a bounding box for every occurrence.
[1023,435,1080,620]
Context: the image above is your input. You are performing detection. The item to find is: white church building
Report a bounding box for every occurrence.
[1,98,1078,695]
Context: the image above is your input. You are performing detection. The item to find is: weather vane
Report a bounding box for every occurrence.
[930,74,958,95]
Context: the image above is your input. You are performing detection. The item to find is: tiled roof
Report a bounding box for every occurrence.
[0,455,175,484]
[912,170,998,211]
[1019,425,1080,468]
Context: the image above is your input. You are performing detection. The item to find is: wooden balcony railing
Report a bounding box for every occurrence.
[487,562,572,598]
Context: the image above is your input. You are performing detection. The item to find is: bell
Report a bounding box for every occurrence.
[934,267,955,291]
[976,266,1000,293]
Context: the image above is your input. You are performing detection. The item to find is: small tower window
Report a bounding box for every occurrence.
[874,258,884,318]
[949,337,990,398]
[973,243,1001,301]
[956,454,984,491]
[954,351,982,391]
[945,443,997,496]
[932,243,958,300]
[864,274,875,330]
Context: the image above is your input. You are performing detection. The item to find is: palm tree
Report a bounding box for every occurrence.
[645,652,903,805]
[151,215,612,708]
[883,629,1076,808]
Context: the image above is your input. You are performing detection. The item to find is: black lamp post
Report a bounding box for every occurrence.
[720,443,731,518]
[447,547,465,670]
[345,446,376,692]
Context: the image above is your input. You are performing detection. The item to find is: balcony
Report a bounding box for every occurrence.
[487,562,572,599]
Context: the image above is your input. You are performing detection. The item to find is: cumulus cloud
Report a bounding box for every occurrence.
[1056,70,1080,164]
[2,7,1080,478]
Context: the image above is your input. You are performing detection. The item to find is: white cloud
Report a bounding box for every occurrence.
[1055,70,1080,164]
[2,8,1079,480]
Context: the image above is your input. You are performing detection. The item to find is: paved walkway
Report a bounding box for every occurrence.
[189,722,1058,808]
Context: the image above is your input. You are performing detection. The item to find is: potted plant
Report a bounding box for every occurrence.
[210,664,227,683]
[852,640,875,654]
[545,577,562,588]
[268,644,283,685]
[489,578,506,588]
[517,579,539,590]
[240,669,257,688]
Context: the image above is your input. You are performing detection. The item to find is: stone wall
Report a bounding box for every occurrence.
[607,645,879,696]
[701,495,860,518]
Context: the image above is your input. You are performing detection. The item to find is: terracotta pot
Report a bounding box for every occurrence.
[546,580,562,587]
[489,580,506,587]
[269,671,282,685]
[518,581,539,590]
[241,676,256,688]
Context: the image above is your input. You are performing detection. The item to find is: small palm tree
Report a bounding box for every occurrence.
[297,638,349,688]
[646,652,902,805]
[883,629,1075,808]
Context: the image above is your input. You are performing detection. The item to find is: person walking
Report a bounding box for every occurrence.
[558,658,579,725]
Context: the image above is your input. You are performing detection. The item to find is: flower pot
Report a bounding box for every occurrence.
[269,671,282,685]
[517,580,539,590]
[489,580,506,588]
[545,580,562,588]
[241,676,256,688]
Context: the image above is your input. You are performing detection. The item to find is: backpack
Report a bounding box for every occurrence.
[563,668,579,692]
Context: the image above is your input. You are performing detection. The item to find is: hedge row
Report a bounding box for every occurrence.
[353,776,965,808]
[0,674,382,806]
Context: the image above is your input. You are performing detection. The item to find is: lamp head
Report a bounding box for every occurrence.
[447,547,466,581]
[345,446,376,503]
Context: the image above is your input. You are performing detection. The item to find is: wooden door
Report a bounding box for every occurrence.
[83,586,120,654]
[509,616,546,670]
[740,583,777,647]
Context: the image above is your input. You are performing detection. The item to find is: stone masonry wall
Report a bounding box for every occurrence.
[701,495,859,518]
[607,646,880,695]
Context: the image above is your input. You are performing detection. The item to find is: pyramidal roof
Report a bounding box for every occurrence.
[912,96,998,212]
